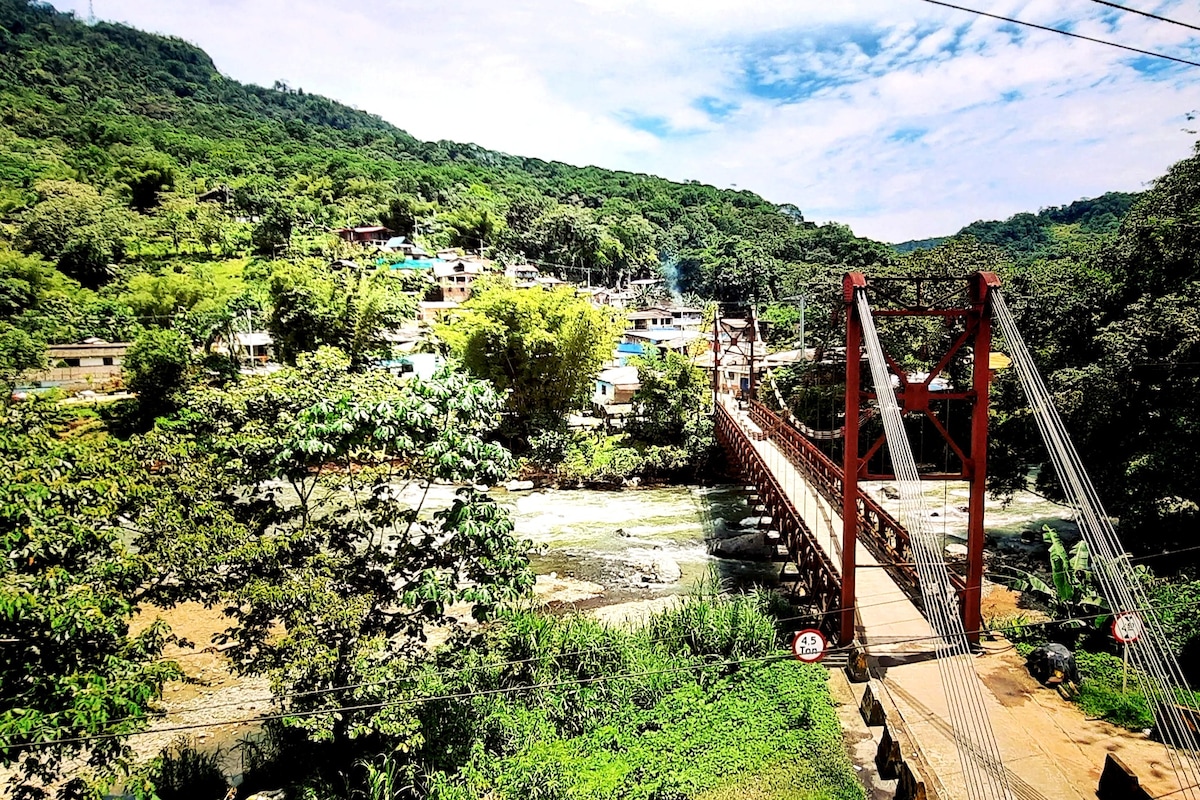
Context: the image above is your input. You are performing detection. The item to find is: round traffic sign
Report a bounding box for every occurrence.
[792,628,828,663]
[1112,611,1144,643]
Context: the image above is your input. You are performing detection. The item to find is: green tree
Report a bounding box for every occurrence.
[628,348,712,452]
[267,261,415,367]
[251,201,294,256]
[117,152,177,212]
[19,181,131,289]
[444,205,504,253]
[0,325,44,398]
[439,282,618,437]
[124,328,193,420]
[164,354,533,751]
[0,403,182,798]
[379,193,435,238]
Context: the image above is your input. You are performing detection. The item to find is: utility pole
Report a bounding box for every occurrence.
[798,294,807,361]
[711,302,720,410]
[747,277,758,403]
[747,305,755,403]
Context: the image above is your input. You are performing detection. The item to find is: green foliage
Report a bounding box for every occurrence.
[0,324,44,395]
[1148,577,1200,683]
[440,283,618,436]
[18,180,132,288]
[991,147,1200,562]
[1073,650,1154,731]
[267,260,416,367]
[158,355,533,750]
[528,430,706,484]
[379,193,435,238]
[409,596,861,800]
[124,327,193,420]
[1003,526,1108,644]
[0,401,183,797]
[629,349,711,448]
[956,192,1138,257]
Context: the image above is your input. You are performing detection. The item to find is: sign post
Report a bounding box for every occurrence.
[792,628,828,663]
[1112,612,1144,693]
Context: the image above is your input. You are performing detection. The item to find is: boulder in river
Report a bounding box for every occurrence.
[712,533,771,560]
[506,479,535,492]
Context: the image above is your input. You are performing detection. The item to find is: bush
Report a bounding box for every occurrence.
[124,327,193,420]
[129,738,228,800]
[1074,650,1154,730]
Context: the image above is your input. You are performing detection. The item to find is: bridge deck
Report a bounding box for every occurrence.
[718,396,1191,800]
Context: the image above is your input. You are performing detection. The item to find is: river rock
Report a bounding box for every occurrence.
[882,485,900,499]
[628,552,682,584]
[713,533,770,560]
[506,479,535,492]
[945,543,968,558]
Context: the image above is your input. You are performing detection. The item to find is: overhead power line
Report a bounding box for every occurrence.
[917,0,1200,68]
[9,597,1200,755]
[1087,0,1200,34]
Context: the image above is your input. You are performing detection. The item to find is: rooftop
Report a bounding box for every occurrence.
[597,366,641,386]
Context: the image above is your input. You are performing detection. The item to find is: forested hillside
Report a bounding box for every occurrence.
[0,0,889,305]
[4,0,1200,797]
[892,191,1138,256]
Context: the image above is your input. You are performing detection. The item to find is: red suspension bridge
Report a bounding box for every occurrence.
[712,272,1200,800]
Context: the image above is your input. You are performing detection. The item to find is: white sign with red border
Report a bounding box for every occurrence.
[1112,611,1144,644]
[792,628,827,663]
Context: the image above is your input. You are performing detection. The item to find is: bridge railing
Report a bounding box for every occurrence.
[714,402,842,642]
[744,399,965,595]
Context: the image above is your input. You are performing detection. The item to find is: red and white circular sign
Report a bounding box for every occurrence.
[1112,612,1144,643]
[792,628,828,663]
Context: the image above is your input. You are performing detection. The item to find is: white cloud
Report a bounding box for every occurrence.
[50,0,1200,241]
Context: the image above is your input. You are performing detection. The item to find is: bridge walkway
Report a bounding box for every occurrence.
[718,395,1189,800]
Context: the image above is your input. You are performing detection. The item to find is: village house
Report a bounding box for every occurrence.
[434,258,486,302]
[535,275,567,290]
[593,365,640,407]
[22,338,130,390]
[381,236,432,260]
[504,263,539,288]
[623,328,704,357]
[587,287,634,309]
[626,307,675,330]
[211,331,274,367]
[670,307,704,330]
[334,226,392,247]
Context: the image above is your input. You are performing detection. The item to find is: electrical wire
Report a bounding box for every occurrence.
[4,652,792,752]
[856,288,1014,800]
[1087,0,1200,34]
[992,289,1200,799]
[9,597,1200,756]
[916,0,1200,68]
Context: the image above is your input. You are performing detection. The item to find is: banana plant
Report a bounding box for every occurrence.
[1007,525,1109,630]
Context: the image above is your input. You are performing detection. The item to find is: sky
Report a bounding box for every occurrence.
[49,0,1200,242]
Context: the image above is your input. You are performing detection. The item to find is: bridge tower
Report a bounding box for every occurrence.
[841,271,1001,645]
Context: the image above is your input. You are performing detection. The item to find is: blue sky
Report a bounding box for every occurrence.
[50,0,1200,241]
